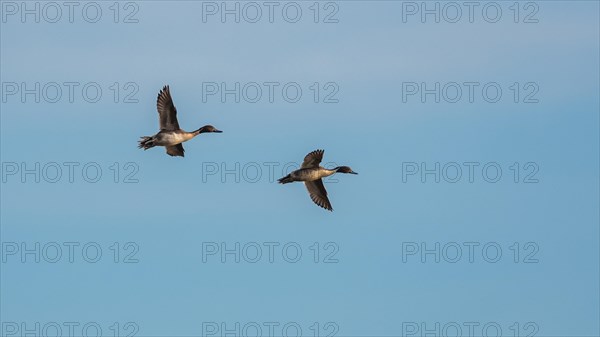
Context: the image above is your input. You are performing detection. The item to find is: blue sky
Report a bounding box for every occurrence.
[1,1,599,336]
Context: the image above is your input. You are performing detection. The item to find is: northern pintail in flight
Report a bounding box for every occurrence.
[278,149,357,211]
[138,85,222,157]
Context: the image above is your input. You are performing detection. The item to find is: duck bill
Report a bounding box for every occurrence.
[350,171,358,175]
[214,129,223,133]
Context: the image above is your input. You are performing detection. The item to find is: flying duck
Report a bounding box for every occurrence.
[138,85,222,157]
[278,149,357,211]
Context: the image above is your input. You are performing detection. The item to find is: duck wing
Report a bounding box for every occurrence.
[157,85,180,131]
[166,143,185,157]
[301,149,324,169]
[304,179,333,211]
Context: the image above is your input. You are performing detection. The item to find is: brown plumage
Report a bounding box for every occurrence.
[278,149,357,211]
[138,85,222,157]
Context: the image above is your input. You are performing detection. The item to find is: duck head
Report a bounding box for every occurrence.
[335,166,358,175]
[196,125,223,134]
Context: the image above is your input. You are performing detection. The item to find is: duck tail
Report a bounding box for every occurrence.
[138,136,154,150]
[278,174,294,184]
